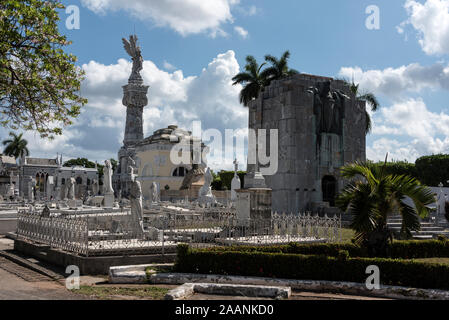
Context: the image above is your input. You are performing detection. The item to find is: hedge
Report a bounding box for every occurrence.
[175,245,449,290]
[184,239,449,259]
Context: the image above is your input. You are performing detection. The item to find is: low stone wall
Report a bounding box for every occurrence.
[14,238,176,275]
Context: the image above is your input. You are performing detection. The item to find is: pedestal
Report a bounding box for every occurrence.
[67,199,83,209]
[235,188,272,226]
[104,193,115,208]
[244,171,267,189]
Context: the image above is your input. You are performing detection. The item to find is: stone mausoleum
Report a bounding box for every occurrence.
[248,74,366,214]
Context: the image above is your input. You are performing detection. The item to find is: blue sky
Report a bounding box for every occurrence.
[6,0,449,170]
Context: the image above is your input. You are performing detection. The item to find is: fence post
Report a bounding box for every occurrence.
[50,216,53,248]
[86,216,89,257]
[339,214,342,242]
[162,217,165,256]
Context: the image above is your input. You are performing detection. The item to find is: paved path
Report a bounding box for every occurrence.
[0,260,85,300]
[0,237,86,300]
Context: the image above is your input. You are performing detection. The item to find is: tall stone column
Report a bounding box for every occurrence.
[122,82,149,147]
[116,35,149,197]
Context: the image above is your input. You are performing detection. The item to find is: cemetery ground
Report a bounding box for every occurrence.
[3,229,449,300]
[0,231,393,300]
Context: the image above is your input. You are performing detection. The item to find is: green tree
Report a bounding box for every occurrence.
[415,154,449,187]
[63,158,96,168]
[347,81,380,135]
[263,50,299,84]
[2,131,29,159]
[0,0,87,138]
[336,157,435,256]
[232,55,269,106]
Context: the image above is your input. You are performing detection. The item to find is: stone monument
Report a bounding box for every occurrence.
[27,177,35,202]
[103,159,115,207]
[67,177,75,200]
[129,167,144,236]
[92,178,99,196]
[231,159,241,202]
[149,181,160,204]
[116,35,149,197]
[46,176,54,200]
[437,182,447,216]
[198,168,216,206]
[246,75,366,213]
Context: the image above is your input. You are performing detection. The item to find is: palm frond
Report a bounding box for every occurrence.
[365,109,372,135]
[359,93,380,112]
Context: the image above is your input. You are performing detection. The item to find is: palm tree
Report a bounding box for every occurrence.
[347,81,380,135]
[232,55,269,106]
[263,50,299,84]
[336,155,435,256]
[2,132,30,159]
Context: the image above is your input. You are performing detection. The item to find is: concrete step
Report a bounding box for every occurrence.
[388,226,445,231]
[413,235,434,240]
[411,230,449,236]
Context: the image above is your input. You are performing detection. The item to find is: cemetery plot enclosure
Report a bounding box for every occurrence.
[15,209,341,257]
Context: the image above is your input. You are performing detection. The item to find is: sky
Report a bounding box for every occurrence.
[5,0,449,170]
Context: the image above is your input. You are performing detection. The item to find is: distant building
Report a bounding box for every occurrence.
[114,125,208,199]
[15,155,98,200]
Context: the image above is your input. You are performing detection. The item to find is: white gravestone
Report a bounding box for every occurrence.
[103,160,115,207]
[231,159,241,202]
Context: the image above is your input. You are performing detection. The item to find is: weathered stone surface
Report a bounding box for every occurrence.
[165,283,291,300]
[145,273,449,300]
[246,74,366,213]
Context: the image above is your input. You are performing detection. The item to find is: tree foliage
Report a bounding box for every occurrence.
[2,131,29,158]
[232,50,296,106]
[336,159,435,255]
[415,154,449,187]
[0,0,87,138]
[344,80,380,135]
[62,157,117,179]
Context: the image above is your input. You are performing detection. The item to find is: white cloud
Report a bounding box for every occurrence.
[368,98,449,162]
[3,50,248,171]
[399,0,449,55]
[235,5,258,16]
[234,26,249,39]
[367,138,421,162]
[338,62,449,99]
[80,0,239,37]
[163,60,176,71]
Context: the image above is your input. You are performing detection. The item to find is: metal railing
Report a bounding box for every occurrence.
[16,209,341,257]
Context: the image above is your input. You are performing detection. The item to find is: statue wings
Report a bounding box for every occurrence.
[122,35,140,59]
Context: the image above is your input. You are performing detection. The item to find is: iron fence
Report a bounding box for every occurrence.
[16,209,341,257]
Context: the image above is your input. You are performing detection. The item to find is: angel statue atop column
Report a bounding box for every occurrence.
[122,35,143,83]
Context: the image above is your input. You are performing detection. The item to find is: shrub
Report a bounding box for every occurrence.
[191,240,449,259]
[337,250,349,261]
[175,245,449,290]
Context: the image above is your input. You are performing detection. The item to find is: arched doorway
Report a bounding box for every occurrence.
[322,175,337,207]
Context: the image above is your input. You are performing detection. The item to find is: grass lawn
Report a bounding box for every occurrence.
[72,285,169,300]
[340,228,355,243]
[412,258,449,265]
